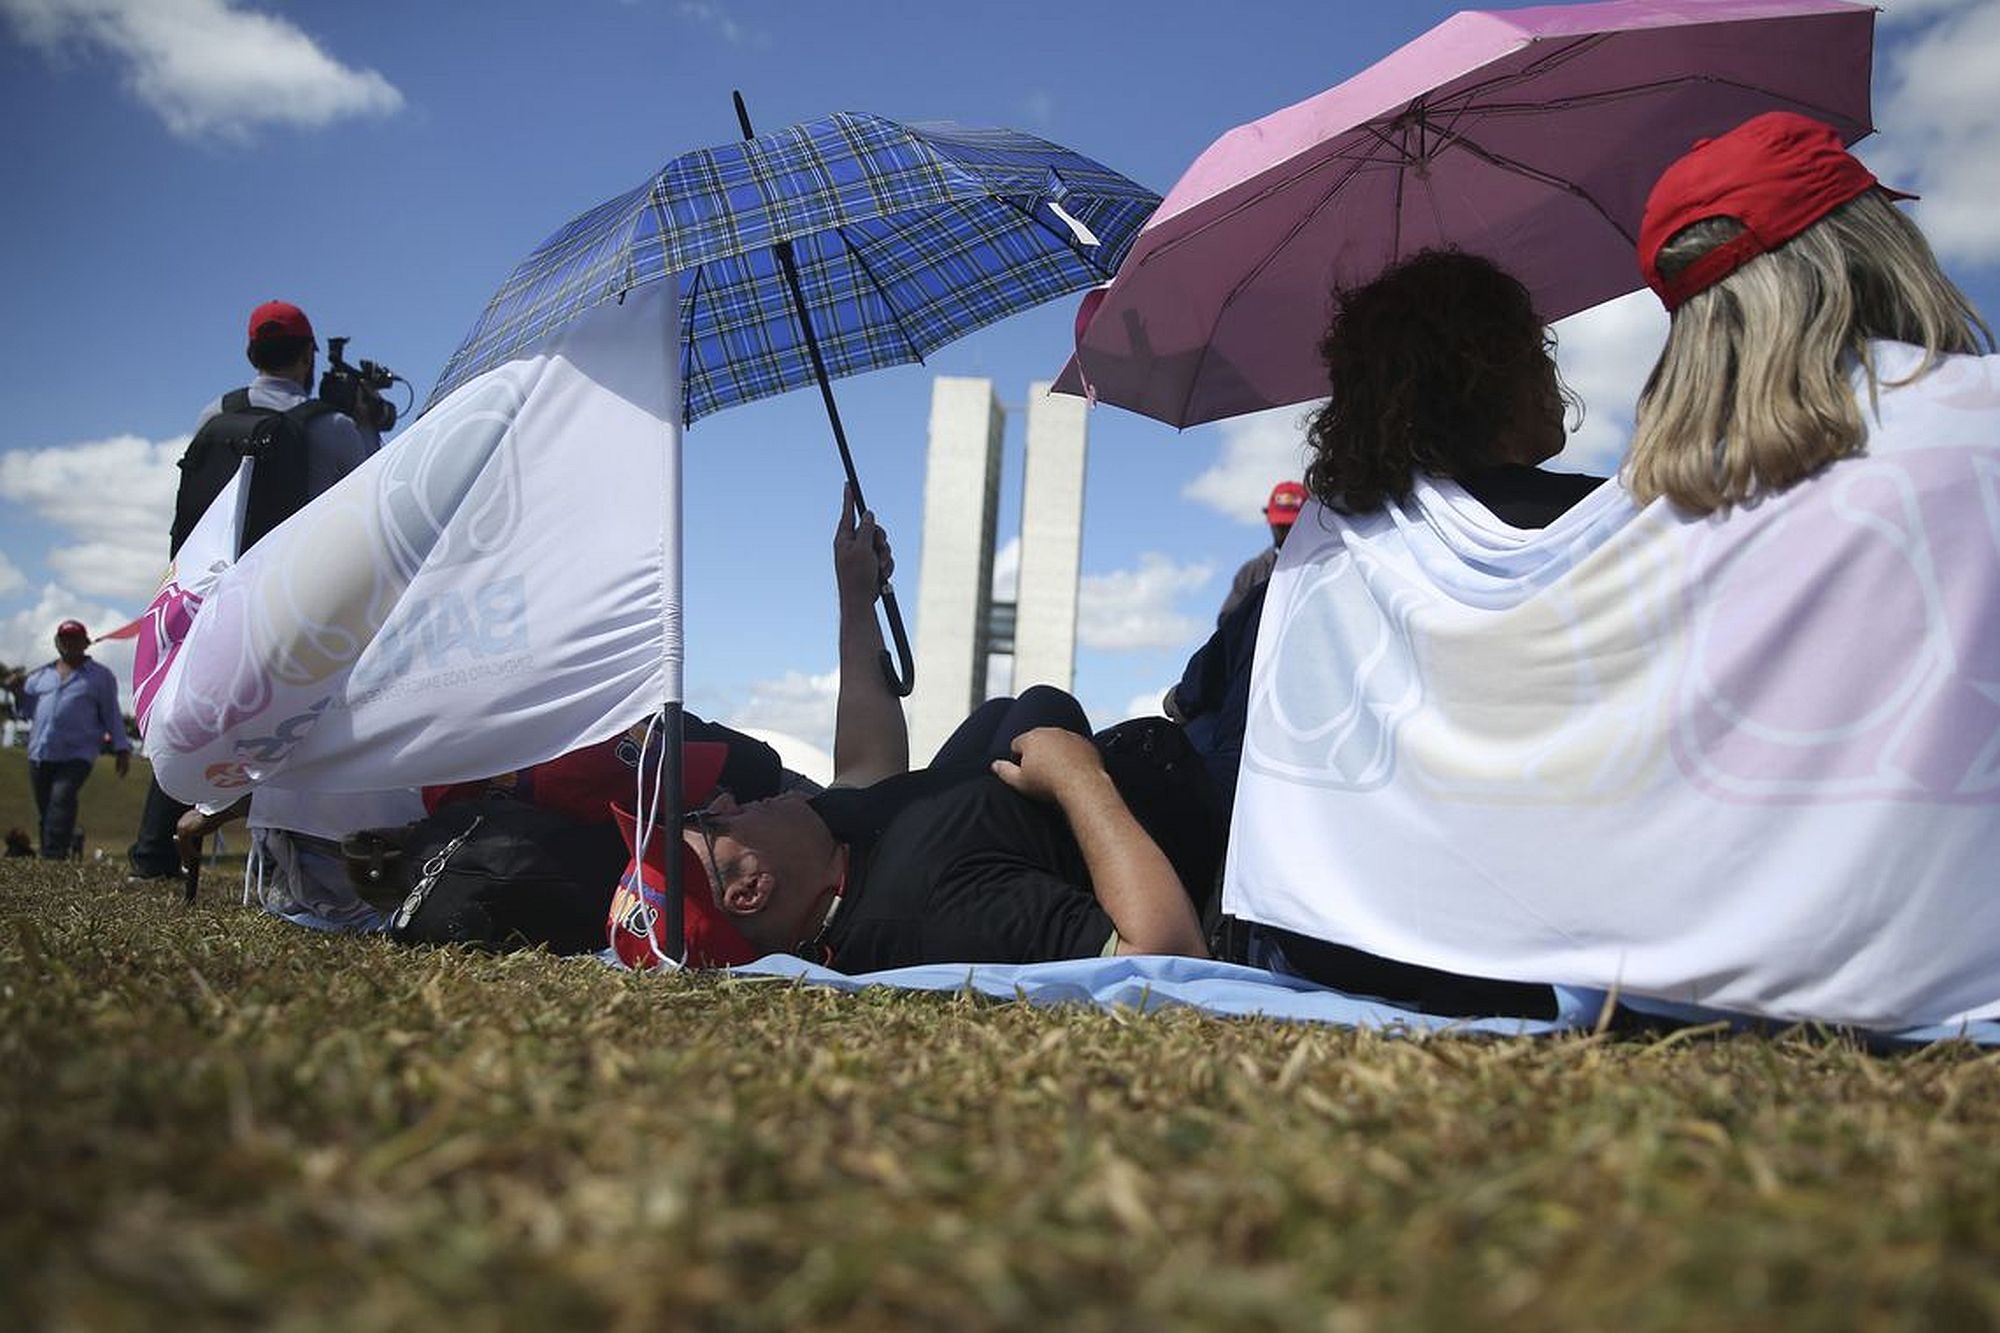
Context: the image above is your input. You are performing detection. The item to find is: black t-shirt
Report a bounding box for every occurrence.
[1456,464,1605,529]
[810,766,1117,972]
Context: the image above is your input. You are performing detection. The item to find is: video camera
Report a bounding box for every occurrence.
[319,336,407,434]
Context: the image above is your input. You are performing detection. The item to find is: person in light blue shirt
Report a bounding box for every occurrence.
[6,619,130,858]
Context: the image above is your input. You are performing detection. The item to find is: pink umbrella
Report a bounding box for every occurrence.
[1056,0,1879,428]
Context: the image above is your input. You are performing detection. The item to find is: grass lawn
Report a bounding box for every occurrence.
[3,859,1998,1331]
[0,744,151,863]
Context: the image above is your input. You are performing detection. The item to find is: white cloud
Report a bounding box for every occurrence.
[0,434,182,600]
[1867,0,2000,267]
[675,1,766,48]
[0,435,182,594]
[1548,291,1668,478]
[1875,0,1976,25]
[0,582,138,709]
[1076,552,1212,651]
[1181,405,1314,524]
[725,667,839,756]
[990,535,1020,601]
[1,0,403,141]
[0,551,24,598]
[1120,688,1169,722]
[731,726,833,788]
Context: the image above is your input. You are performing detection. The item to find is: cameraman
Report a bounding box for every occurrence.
[217,299,378,493]
[127,298,384,884]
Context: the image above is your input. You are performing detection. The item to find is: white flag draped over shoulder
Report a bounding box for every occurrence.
[1226,343,2000,1031]
[143,277,682,804]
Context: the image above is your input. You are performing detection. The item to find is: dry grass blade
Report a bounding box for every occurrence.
[3,859,1999,1331]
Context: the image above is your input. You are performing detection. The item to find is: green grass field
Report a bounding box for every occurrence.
[0,744,151,863]
[4,859,1998,1331]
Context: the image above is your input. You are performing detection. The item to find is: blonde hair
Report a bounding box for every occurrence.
[1626,190,1993,514]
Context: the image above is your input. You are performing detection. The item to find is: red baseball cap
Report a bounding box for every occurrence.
[607,742,762,970]
[55,619,89,641]
[1265,480,1308,526]
[1639,112,1914,312]
[247,299,315,344]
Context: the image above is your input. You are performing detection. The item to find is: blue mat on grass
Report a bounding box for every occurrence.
[713,954,2000,1048]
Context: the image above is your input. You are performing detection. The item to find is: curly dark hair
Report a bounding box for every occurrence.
[1304,249,1572,513]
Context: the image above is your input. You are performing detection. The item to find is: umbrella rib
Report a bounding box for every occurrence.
[1146,133,1383,265]
[998,188,1110,273]
[679,262,706,423]
[1449,136,1638,245]
[832,223,926,366]
[1388,108,1414,262]
[1173,151,1378,425]
[1425,32,1614,111]
[1454,75,1870,129]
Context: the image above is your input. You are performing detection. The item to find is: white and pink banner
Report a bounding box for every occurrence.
[1226,342,2000,1030]
[104,456,248,728]
[139,277,683,805]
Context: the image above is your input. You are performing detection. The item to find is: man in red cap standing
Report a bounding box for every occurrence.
[1216,480,1307,625]
[4,620,130,858]
[129,299,385,883]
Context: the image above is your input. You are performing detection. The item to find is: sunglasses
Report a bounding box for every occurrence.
[681,795,732,899]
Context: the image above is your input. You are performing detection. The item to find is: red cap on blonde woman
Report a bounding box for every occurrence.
[1639,112,1915,312]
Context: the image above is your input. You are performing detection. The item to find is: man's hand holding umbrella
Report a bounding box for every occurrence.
[831,485,908,790]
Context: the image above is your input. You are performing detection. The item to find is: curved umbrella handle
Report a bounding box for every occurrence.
[877,584,916,698]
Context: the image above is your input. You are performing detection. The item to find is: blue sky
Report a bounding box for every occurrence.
[2,0,1996,759]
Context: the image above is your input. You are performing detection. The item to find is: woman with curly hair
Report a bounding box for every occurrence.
[1303,247,1595,519]
[1178,249,1604,1016]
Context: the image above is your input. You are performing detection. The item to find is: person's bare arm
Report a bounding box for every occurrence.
[175,799,249,870]
[992,727,1207,958]
[830,485,909,787]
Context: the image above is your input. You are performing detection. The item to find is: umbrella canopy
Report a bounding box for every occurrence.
[428,111,1162,423]
[1055,0,1879,428]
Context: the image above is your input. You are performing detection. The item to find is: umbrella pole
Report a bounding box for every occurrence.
[733,90,916,698]
[663,386,687,964]
[662,699,684,964]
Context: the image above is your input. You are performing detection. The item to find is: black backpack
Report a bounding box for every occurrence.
[171,388,332,557]
[346,799,630,955]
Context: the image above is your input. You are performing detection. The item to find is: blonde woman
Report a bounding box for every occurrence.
[1628,111,1993,512]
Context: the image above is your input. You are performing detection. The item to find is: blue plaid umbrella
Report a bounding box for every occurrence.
[426,110,1161,422]
[424,106,1157,963]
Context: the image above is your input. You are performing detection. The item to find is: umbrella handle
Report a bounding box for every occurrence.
[878,585,915,698]
[734,90,916,698]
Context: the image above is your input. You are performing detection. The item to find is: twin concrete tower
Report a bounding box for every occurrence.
[905,377,1088,762]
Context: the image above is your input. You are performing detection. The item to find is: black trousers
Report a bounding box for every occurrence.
[29,758,93,859]
[930,685,1091,768]
[128,774,190,878]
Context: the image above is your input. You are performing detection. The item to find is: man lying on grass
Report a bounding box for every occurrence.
[667,489,1222,973]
